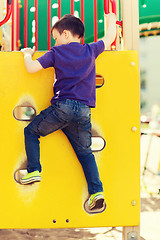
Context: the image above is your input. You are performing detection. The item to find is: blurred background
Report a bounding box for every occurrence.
[0,0,160,239]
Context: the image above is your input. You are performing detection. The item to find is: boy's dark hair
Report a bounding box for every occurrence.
[51,14,84,39]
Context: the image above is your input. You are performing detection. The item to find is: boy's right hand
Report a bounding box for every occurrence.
[20,46,43,73]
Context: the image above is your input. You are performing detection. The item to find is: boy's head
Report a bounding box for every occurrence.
[51,14,84,46]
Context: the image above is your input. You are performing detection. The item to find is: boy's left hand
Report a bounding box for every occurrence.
[104,13,117,25]
[21,46,35,56]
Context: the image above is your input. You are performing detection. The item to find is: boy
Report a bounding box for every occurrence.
[21,13,116,214]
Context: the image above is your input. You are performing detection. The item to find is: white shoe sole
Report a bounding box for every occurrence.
[20,176,41,185]
[84,197,107,214]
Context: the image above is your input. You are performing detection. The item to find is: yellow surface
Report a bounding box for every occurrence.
[0,50,140,228]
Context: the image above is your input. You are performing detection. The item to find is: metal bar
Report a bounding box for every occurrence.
[16,0,20,50]
[94,0,97,42]
[104,0,109,14]
[71,0,74,15]
[0,0,12,27]
[81,0,84,44]
[35,0,38,50]
[48,0,51,50]
[24,0,28,47]
[110,0,116,13]
[12,0,14,51]
[11,0,14,50]
[58,0,61,19]
[110,0,116,49]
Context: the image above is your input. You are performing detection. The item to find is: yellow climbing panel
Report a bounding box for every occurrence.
[0,50,140,228]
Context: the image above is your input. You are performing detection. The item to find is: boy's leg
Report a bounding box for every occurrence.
[62,114,103,195]
[62,120,106,213]
[61,101,106,213]
[24,104,68,174]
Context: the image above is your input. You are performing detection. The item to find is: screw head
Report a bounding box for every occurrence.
[131,200,137,206]
[131,61,135,66]
[131,126,137,132]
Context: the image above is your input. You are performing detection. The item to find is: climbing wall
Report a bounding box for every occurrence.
[0,50,140,228]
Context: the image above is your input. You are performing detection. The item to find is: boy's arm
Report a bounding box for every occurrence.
[21,46,43,73]
[102,13,117,49]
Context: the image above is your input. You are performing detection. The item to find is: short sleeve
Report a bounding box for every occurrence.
[89,40,105,59]
[37,49,55,69]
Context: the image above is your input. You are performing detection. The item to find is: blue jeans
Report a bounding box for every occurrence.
[24,99,103,194]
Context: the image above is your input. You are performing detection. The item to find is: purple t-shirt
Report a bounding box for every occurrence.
[37,40,105,107]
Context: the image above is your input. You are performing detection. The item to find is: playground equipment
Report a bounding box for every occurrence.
[139,0,160,37]
[1,0,160,51]
[0,49,140,237]
[0,0,140,239]
[12,0,105,50]
[1,0,140,51]
[0,0,12,50]
[0,0,12,27]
